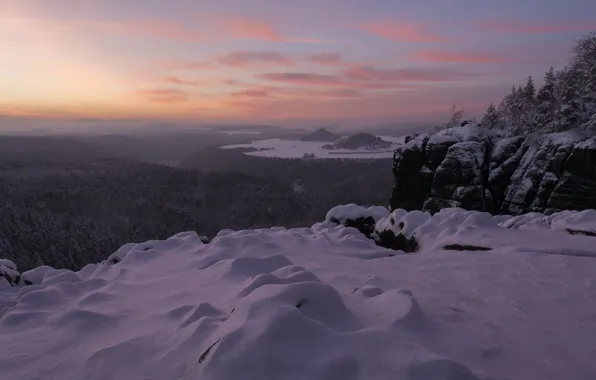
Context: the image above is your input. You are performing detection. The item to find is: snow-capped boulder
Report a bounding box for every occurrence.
[0,260,20,288]
[373,209,430,252]
[325,204,390,237]
[389,127,596,215]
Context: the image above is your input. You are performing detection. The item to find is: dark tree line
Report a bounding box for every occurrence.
[1,149,393,272]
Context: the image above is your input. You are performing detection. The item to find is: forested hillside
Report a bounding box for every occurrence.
[0,147,393,272]
[479,32,596,135]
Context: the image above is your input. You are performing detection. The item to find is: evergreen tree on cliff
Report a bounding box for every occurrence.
[484,31,596,136]
[534,67,557,130]
[552,70,584,132]
[481,103,501,129]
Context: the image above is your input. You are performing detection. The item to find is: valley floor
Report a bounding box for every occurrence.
[1,213,595,380]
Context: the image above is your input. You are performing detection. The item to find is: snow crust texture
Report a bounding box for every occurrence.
[1,210,596,380]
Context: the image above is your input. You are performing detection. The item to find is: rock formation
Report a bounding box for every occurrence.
[389,124,596,215]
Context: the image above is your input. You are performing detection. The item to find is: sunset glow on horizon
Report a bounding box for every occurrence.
[2,0,595,126]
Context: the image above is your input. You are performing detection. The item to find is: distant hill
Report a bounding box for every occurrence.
[300,128,341,142]
[323,132,392,150]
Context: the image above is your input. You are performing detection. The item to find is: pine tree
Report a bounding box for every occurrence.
[481,103,500,129]
[505,87,526,135]
[571,33,596,97]
[551,69,583,132]
[524,76,536,100]
[534,67,557,130]
[521,76,537,132]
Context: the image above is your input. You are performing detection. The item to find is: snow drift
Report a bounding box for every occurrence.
[1,208,596,380]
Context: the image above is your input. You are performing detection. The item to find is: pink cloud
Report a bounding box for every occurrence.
[258,73,342,86]
[360,22,448,43]
[478,20,596,34]
[258,65,472,90]
[307,53,347,66]
[135,89,192,103]
[223,18,283,41]
[82,20,204,41]
[221,17,327,43]
[231,89,271,98]
[218,51,295,68]
[161,60,214,71]
[316,89,362,98]
[163,76,200,86]
[343,66,471,83]
[415,50,509,64]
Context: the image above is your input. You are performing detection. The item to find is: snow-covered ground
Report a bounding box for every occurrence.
[1,208,596,380]
[221,135,405,159]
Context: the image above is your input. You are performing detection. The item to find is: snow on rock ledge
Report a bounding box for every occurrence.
[375,207,596,254]
[500,209,596,236]
[1,215,596,379]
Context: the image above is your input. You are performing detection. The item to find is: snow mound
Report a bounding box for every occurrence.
[1,213,596,379]
[500,209,596,235]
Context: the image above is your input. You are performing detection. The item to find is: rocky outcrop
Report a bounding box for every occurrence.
[389,125,596,215]
[389,135,433,211]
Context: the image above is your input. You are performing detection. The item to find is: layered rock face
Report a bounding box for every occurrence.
[390,124,596,215]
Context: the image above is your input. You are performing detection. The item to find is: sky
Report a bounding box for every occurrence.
[1,0,596,129]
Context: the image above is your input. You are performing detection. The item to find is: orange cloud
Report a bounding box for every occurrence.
[163,76,200,86]
[415,50,509,64]
[478,20,596,34]
[135,89,192,104]
[360,22,448,43]
[218,51,295,68]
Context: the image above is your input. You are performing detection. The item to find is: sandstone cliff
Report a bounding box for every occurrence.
[390,124,596,215]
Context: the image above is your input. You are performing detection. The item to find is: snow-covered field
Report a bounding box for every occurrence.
[221,135,405,159]
[1,208,596,380]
